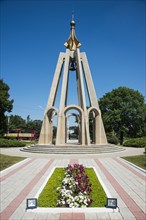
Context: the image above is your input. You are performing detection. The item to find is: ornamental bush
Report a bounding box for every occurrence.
[0,138,26,147]
[123,137,146,148]
[107,134,119,145]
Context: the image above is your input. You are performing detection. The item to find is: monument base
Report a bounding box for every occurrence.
[21,144,125,154]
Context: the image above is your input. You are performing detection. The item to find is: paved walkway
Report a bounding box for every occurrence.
[0,147,146,220]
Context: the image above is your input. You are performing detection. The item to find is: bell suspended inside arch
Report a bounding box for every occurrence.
[69,60,77,71]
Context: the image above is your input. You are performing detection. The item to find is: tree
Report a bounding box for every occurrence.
[99,87,146,144]
[26,115,31,123]
[8,115,26,133]
[26,119,42,134]
[0,80,13,135]
[8,115,42,135]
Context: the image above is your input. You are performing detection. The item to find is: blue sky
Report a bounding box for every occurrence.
[1,0,145,120]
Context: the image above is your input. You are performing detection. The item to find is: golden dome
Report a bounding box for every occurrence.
[64,20,81,51]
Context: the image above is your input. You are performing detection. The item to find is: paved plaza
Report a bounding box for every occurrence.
[0,147,146,220]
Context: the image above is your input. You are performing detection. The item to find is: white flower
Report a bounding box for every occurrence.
[56,165,92,208]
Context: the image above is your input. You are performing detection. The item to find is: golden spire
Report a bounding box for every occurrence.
[64,18,81,51]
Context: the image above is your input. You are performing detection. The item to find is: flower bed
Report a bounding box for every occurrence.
[38,164,107,208]
[57,164,92,207]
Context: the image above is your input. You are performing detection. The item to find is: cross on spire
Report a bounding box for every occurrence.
[72,10,74,21]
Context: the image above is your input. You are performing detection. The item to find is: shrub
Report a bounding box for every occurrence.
[0,138,26,147]
[123,137,146,148]
[107,134,119,145]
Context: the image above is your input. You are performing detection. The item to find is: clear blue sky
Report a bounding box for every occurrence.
[1,0,145,120]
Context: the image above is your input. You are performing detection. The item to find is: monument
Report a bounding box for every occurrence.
[39,19,107,146]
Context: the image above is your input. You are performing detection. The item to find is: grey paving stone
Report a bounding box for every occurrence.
[34,213,50,219]
[85,212,98,220]
[46,213,60,220]
[96,213,110,220]
[120,207,135,219]
[21,211,37,220]
[109,212,123,219]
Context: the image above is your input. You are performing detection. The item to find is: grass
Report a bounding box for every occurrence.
[37,167,107,208]
[85,168,106,207]
[0,154,26,171]
[38,168,65,207]
[122,155,146,170]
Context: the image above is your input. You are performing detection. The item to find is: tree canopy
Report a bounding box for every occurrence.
[0,80,13,134]
[8,115,26,132]
[99,87,146,144]
[8,114,42,134]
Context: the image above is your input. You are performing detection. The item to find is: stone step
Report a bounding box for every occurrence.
[20,144,125,154]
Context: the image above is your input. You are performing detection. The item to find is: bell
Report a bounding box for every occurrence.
[69,61,76,71]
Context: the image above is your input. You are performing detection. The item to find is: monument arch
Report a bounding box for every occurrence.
[88,107,100,144]
[64,105,84,145]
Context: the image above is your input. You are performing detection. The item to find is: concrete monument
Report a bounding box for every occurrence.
[39,19,107,146]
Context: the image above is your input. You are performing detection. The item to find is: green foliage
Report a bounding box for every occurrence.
[0,154,25,171]
[85,168,106,207]
[122,155,146,170]
[0,80,13,135]
[123,137,146,148]
[25,119,42,133]
[8,115,42,134]
[99,87,146,144]
[38,168,65,207]
[0,138,26,147]
[107,133,119,145]
[38,168,107,208]
[8,115,26,132]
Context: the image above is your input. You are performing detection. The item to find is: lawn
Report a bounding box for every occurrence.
[38,167,107,208]
[38,168,65,207]
[122,155,146,170]
[85,168,106,207]
[0,154,26,171]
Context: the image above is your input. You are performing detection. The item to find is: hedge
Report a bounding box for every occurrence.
[0,138,26,148]
[123,137,146,148]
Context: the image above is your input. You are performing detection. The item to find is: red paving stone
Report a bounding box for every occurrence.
[60,213,72,220]
[0,159,53,220]
[95,159,146,220]
[72,212,85,220]
[59,213,85,220]
[0,158,36,182]
[114,158,146,181]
